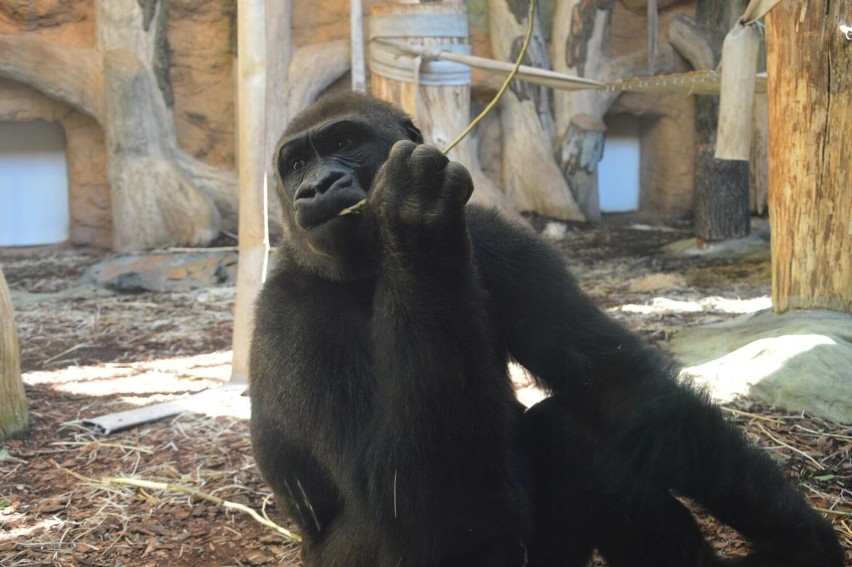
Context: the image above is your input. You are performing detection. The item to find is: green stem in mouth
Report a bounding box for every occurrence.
[339,199,369,216]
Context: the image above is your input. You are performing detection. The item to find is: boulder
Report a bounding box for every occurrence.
[668,309,852,424]
[82,250,237,292]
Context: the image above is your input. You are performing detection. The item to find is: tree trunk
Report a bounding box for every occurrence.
[369,1,511,212]
[489,0,583,220]
[766,0,852,314]
[0,267,28,441]
[689,0,751,243]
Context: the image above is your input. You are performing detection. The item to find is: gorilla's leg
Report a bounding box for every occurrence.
[521,395,719,567]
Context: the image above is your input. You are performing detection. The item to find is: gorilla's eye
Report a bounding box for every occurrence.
[290,158,307,172]
[336,137,354,151]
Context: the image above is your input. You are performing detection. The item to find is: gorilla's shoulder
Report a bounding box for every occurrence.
[467,205,528,239]
[466,205,553,257]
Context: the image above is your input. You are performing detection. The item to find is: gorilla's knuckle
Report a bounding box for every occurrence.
[444,162,474,204]
[390,139,417,158]
[410,144,448,170]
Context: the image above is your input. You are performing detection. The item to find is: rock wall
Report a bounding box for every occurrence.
[0,1,110,247]
[0,0,238,249]
[0,78,111,248]
[167,0,236,169]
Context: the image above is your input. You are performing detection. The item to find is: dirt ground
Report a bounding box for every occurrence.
[1,217,850,566]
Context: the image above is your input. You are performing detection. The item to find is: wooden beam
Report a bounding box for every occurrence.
[232,0,270,383]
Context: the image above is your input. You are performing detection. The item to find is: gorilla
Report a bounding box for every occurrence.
[249,92,842,567]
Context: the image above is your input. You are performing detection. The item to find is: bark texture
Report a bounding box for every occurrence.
[767,0,852,314]
[489,0,583,220]
[0,267,28,441]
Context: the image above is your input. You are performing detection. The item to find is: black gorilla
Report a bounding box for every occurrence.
[250,92,842,567]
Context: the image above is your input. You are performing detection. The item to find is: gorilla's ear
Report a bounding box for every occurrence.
[403,119,424,143]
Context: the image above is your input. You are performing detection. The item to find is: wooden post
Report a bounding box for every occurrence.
[766,0,852,314]
[369,0,510,211]
[1,267,28,440]
[351,0,367,93]
[231,0,270,382]
[690,0,751,243]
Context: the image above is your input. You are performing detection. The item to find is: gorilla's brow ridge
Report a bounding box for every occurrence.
[277,114,372,156]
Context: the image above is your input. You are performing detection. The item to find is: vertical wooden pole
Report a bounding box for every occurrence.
[351,0,367,93]
[232,0,269,382]
[767,0,852,314]
[0,267,28,440]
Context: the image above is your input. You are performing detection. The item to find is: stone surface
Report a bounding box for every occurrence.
[0,0,95,47]
[1,0,238,249]
[0,79,112,248]
[63,108,112,248]
[82,251,238,292]
[663,220,771,261]
[167,0,236,169]
[668,310,852,424]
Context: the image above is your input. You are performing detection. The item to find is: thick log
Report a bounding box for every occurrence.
[767,1,852,314]
[287,41,350,121]
[715,21,761,160]
[490,0,583,219]
[0,267,28,441]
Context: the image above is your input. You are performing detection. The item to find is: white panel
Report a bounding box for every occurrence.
[0,121,70,246]
[599,115,641,213]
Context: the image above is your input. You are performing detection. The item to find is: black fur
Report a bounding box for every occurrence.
[250,92,843,567]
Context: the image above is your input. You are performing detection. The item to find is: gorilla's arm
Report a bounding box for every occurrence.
[467,206,843,567]
[363,142,528,564]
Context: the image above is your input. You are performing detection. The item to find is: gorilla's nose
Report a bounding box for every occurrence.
[295,170,354,201]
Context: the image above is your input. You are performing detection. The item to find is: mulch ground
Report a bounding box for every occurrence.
[1,217,850,566]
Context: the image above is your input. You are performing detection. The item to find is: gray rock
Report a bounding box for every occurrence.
[668,309,852,424]
[82,251,238,292]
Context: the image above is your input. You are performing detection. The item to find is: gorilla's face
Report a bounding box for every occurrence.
[273,92,422,279]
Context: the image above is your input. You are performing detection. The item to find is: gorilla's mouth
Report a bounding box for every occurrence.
[294,186,367,229]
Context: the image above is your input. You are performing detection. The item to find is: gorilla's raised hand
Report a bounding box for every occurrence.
[369,141,473,243]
